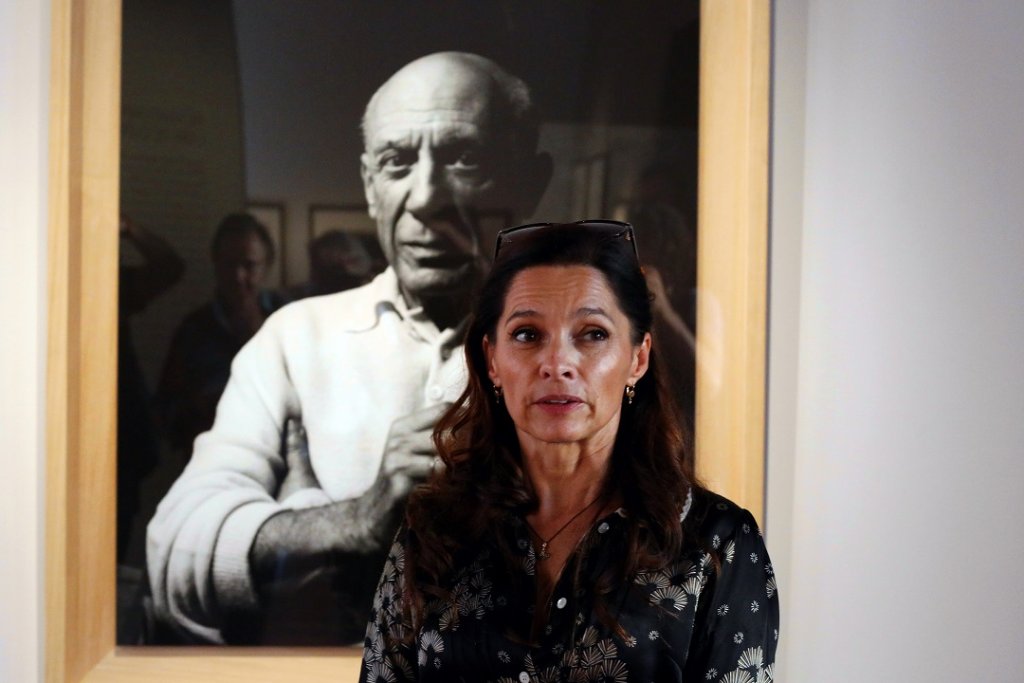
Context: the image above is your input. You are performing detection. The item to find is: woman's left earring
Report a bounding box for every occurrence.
[625,384,636,405]
[493,385,503,403]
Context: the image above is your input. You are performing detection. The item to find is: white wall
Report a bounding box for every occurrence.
[765,0,807,671]
[0,0,48,680]
[769,1,1024,680]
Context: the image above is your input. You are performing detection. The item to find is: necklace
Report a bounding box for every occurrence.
[525,494,605,561]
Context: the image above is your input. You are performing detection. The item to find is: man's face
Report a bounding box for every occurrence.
[361,62,527,306]
[213,232,269,307]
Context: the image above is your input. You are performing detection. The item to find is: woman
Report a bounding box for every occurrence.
[361,221,778,682]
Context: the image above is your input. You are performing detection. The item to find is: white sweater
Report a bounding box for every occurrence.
[146,268,467,642]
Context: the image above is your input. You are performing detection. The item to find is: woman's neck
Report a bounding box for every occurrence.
[520,440,618,637]
[520,441,613,517]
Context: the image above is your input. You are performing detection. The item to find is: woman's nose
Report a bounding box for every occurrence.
[540,337,576,379]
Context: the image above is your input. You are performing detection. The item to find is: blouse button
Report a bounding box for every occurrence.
[556,597,567,609]
[597,522,610,534]
[518,672,530,683]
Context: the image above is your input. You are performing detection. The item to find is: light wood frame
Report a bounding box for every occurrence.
[44,0,769,680]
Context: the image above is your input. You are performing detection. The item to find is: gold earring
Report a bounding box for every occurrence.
[493,385,503,403]
[625,384,636,405]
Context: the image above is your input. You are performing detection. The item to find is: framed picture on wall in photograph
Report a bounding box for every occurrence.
[570,154,608,218]
[246,201,286,287]
[49,0,769,679]
[308,204,377,239]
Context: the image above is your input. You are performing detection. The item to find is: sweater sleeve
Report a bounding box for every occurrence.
[146,308,302,643]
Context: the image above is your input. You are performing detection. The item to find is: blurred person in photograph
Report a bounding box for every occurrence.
[147,51,552,644]
[622,160,699,427]
[118,214,185,562]
[288,229,378,300]
[155,212,285,455]
[360,222,778,681]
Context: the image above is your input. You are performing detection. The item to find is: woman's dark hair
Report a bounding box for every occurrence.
[403,222,699,632]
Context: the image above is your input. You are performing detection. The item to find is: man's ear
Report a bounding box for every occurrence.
[518,151,554,217]
[360,153,378,220]
[483,335,499,385]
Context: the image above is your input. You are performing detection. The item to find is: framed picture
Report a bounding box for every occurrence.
[246,201,287,287]
[308,204,376,240]
[47,0,768,679]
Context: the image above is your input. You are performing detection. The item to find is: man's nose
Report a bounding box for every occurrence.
[404,156,449,218]
[540,337,577,380]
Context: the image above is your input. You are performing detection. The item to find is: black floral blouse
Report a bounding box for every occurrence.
[360,488,778,682]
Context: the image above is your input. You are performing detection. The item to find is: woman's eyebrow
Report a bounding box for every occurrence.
[576,306,611,320]
[504,309,539,323]
[504,307,612,324]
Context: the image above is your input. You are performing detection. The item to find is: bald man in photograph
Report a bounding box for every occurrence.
[147,52,552,644]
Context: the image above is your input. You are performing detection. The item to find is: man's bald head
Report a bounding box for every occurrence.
[361,52,539,157]
[358,51,551,327]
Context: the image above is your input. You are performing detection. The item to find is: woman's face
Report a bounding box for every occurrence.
[484,265,650,454]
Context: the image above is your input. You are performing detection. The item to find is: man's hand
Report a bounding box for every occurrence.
[277,417,320,501]
[249,403,450,600]
[376,402,450,501]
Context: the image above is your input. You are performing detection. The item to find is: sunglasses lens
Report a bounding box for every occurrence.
[494,220,637,263]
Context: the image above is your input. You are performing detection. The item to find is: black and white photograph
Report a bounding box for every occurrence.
[117,0,701,646]
[246,201,287,287]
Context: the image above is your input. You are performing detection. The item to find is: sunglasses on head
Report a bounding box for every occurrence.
[493,219,639,264]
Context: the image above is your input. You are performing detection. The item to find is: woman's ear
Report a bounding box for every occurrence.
[483,335,499,386]
[629,332,652,384]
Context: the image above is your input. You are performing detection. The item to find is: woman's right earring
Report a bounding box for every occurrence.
[625,384,636,405]
[493,385,503,403]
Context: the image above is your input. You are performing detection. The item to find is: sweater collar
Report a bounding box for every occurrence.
[340,267,466,345]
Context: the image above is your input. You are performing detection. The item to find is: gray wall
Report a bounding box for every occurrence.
[768,0,1024,679]
[121,0,246,387]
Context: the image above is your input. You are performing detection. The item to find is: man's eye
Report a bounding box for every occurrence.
[379,150,416,171]
[451,150,481,170]
[441,146,486,175]
[511,327,539,343]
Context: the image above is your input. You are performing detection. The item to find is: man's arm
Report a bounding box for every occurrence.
[147,305,444,642]
[238,406,442,643]
[120,215,185,314]
[146,309,299,643]
[251,404,440,585]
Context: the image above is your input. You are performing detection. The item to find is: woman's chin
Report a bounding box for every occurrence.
[517,423,590,448]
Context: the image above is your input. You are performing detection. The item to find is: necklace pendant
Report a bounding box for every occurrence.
[538,542,551,560]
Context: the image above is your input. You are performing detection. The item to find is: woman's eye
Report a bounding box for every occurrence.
[581,327,609,341]
[511,327,538,343]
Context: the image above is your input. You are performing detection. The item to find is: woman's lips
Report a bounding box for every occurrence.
[534,395,584,414]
